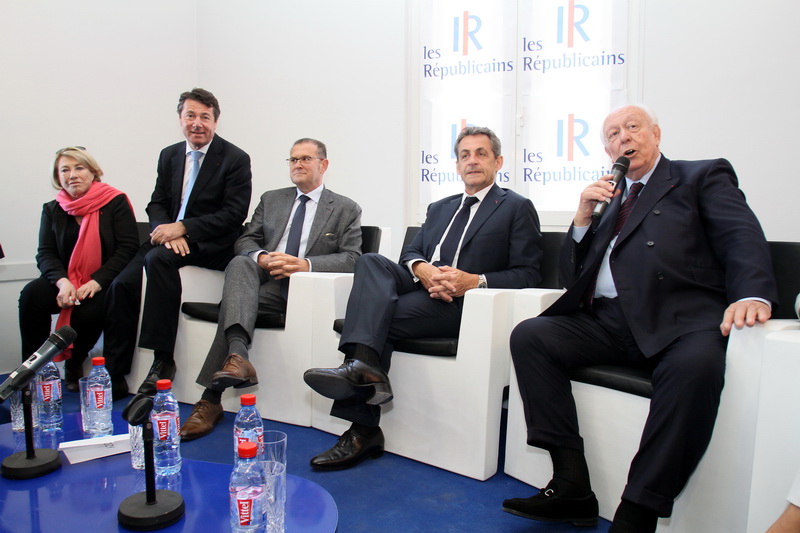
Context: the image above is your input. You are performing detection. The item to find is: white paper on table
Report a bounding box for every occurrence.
[58,434,131,464]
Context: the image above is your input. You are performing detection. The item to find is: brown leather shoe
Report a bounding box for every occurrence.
[180,400,224,441]
[210,353,259,390]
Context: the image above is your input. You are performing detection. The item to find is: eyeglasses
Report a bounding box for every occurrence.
[286,156,324,165]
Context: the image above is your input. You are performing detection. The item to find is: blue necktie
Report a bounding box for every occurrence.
[282,195,310,299]
[176,151,202,221]
[434,196,479,267]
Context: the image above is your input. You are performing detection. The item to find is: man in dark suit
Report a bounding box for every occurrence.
[502,105,778,533]
[179,138,363,440]
[303,126,543,470]
[104,88,252,397]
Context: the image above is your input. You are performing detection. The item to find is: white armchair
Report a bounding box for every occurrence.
[746,328,800,532]
[309,272,519,480]
[504,287,800,531]
[129,267,320,426]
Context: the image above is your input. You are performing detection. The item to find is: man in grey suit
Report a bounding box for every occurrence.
[180,138,363,440]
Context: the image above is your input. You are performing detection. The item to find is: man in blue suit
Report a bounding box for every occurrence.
[304,126,543,470]
[503,105,778,532]
[104,88,252,398]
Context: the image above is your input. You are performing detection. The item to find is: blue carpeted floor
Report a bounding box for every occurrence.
[1,384,611,533]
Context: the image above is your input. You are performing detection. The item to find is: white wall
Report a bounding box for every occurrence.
[0,0,406,369]
[0,0,796,369]
[640,0,799,243]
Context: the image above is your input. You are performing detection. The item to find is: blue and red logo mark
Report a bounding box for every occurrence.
[557,0,590,47]
[451,119,475,157]
[453,11,482,55]
[557,114,590,161]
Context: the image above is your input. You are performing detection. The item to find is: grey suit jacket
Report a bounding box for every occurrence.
[235,186,362,273]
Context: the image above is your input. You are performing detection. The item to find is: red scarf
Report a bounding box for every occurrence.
[54,182,128,360]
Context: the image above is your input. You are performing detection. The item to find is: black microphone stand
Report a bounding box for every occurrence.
[118,393,184,530]
[1,383,61,480]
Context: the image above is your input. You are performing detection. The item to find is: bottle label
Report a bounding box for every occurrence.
[92,389,107,409]
[236,498,254,525]
[39,381,62,402]
[156,418,171,441]
[235,434,263,445]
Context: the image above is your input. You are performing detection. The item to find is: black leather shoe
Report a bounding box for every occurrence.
[137,359,176,396]
[303,359,393,405]
[502,481,599,527]
[310,427,385,470]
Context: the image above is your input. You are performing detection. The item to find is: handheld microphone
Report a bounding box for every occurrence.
[592,156,630,220]
[0,326,76,402]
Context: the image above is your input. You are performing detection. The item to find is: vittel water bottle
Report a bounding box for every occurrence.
[230,441,266,533]
[151,379,181,475]
[86,356,113,436]
[36,361,63,431]
[233,394,264,462]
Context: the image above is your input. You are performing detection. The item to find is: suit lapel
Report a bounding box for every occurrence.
[170,147,186,219]
[616,157,675,244]
[184,136,223,215]
[306,188,333,254]
[427,196,462,258]
[266,188,296,251]
[461,184,505,247]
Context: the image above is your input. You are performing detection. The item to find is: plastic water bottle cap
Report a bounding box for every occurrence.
[240,394,256,406]
[91,356,105,366]
[155,379,172,391]
[238,441,258,458]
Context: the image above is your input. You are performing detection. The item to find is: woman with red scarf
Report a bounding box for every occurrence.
[19,147,139,401]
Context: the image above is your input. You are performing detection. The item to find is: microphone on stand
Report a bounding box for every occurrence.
[1,326,76,480]
[0,326,76,402]
[592,156,630,220]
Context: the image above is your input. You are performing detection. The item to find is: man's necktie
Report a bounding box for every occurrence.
[176,150,203,221]
[282,195,310,299]
[612,181,644,236]
[434,196,479,267]
[584,181,644,306]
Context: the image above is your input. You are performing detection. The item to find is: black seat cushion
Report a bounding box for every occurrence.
[181,302,285,329]
[332,319,458,357]
[568,365,653,399]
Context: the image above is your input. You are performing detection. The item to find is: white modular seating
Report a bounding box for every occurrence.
[130,268,326,427]
[504,287,800,532]
[746,328,800,532]
[309,272,519,480]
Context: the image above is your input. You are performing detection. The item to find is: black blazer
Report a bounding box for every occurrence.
[145,134,252,258]
[399,184,543,289]
[544,156,778,356]
[36,195,139,289]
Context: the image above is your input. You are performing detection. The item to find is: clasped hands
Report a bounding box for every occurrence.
[413,262,479,303]
[55,277,102,308]
[257,252,309,279]
[150,222,190,256]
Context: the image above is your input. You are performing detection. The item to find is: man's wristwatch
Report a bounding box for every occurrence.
[477,274,488,289]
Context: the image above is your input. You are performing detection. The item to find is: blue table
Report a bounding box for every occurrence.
[0,413,338,532]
